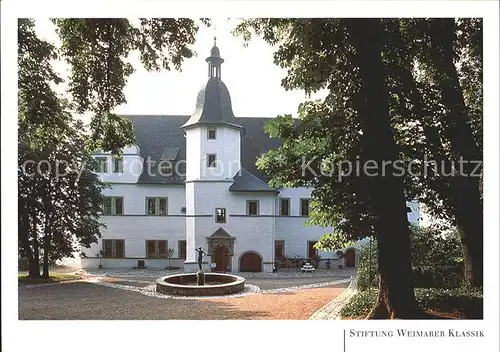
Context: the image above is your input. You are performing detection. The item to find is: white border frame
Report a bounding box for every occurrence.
[2,1,498,352]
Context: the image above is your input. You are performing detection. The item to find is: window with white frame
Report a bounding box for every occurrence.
[112,157,123,173]
[300,198,310,216]
[102,239,125,258]
[207,154,217,168]
[102,196,124,215]
[146,197,168,215]
[178,240,186,259]
[95,157,108,173]
[247,200,260,216]
[207,128,217,140]
[280,198,290,216]
[146,240,168,258]
[215,208,226,223]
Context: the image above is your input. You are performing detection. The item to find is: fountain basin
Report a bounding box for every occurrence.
[156,273,245,296]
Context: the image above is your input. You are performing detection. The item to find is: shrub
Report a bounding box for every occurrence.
[340,286,483,318]
[413,265,464,288]
[415,286,483,318]
[355,226,466,291]
[355,238,378,291]
[340,290,378,317]
[410,225,465,288]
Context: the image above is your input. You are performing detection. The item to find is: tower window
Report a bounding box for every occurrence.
[207,128,217,140]
[207,154,217,168]
[215,208,226,223]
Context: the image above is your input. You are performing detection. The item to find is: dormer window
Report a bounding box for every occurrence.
[112,157,123,173]
[159,161,173,176]
[207,128,217,140]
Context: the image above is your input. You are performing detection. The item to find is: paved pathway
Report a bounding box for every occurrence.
[18,275,350,320]
[81,267,354,279]
[309,270,357,320]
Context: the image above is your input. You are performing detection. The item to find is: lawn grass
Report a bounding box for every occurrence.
[18,272,82,286]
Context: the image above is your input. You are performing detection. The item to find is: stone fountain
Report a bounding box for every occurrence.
[156,246,245,296]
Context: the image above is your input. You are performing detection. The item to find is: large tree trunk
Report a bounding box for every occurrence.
[428,19,483,286]
[42,231,50,279]
[19,197,36,275]
[30,227,41,278]
[348,19,423,318]
[29,204,41,278]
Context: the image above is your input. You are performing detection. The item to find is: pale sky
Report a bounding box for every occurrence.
[35,18,324,121]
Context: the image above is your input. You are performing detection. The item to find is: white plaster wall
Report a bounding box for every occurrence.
[407,199,420,225]
[94,145,144,184]
[275,187,421,259]
[276,187,315,216]
[81,183,187,268]
[184,182,197,262]
[188,182,274,215]
[101,184,185,215]
[186,126,241,181]
[186,181,275,271]
[185,216,274,271]
[185,128,202,180]
[275,217,333,258]
[81,258,186,269]
[81,216,186,260]
[81,179,422,270]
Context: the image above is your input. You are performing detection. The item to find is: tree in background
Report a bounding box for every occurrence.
[18,18,209,277]
[52,18,209,153]
[234,17,482,317]
[380,18,483,286]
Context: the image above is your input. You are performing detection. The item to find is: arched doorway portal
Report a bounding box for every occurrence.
[344,248,356,267]
[239,251,262,272]
[213,244,229,272]
[206,227,235,272]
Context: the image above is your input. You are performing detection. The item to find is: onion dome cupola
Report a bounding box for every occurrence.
[181,37,243,131]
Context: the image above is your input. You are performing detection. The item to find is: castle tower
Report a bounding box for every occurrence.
[182,38,243,272]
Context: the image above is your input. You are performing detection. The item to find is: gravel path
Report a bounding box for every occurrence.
[19,277,349,320]
[309,274,358,320]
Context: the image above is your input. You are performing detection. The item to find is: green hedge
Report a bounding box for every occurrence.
[340,286,483,318]
[356,226,466,290]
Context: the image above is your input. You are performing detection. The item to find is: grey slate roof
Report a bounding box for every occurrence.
[229,168,278,193]
[180,78,243,130]
[125,115,282,188]
[160,147,179,161]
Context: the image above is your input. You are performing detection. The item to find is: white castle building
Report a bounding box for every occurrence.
[81,41,420,272]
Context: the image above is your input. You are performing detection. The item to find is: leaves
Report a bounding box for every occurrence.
[52,18,209,152]
[235,18,482,249]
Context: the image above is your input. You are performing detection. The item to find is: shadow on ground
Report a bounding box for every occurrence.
[19,283,272,320]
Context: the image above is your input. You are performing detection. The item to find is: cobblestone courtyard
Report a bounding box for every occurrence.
[18,269,353,320]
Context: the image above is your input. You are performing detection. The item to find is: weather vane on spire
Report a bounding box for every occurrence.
[213,23,217,46]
